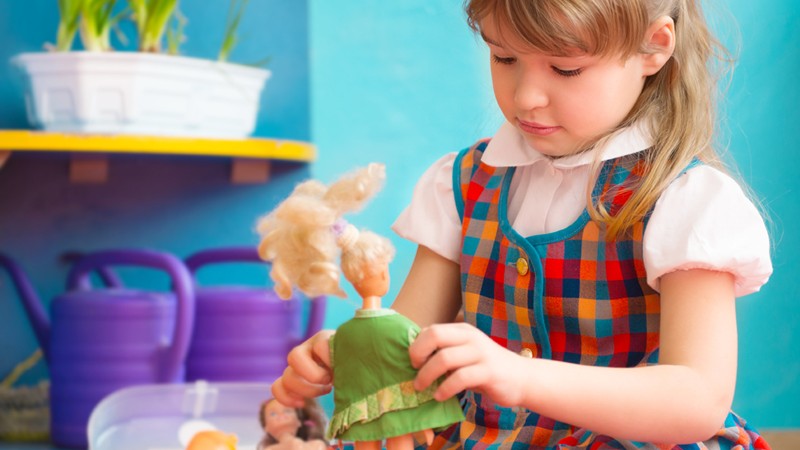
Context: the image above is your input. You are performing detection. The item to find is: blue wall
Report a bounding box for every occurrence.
[307,0,499,335]
[308,0,800,429]
[720,1,800,428]
[0,0,797,433]
[0,0,311,386]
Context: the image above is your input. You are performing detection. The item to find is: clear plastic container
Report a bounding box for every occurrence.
[88,381,269,450]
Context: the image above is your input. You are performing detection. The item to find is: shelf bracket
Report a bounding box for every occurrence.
[231,158,271,184]
[70,154,109,184]
[0,151,9,169]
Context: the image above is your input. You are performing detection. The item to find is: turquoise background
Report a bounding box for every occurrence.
[0,0,797,439]
[308,0,800,429]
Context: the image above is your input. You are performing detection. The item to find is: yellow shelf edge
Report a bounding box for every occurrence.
[0,130,317,162]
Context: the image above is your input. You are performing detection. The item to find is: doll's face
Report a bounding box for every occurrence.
[352,264,390,298]
[263,399,301,439]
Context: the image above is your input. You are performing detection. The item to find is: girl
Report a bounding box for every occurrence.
[270,0,773,448]
[258,164,463,450]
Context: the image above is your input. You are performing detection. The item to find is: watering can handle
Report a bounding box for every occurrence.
[303,295,327,342]
[66,249,194,383]
[0,253,50,357]
[184,247,264,274]
[186,247,327,342]
[61,251,125,288]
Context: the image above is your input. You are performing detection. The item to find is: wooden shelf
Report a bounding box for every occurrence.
[0,130,316,183]
[0,130,316,160]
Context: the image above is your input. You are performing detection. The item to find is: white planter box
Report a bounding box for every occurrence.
[11,52,271,139]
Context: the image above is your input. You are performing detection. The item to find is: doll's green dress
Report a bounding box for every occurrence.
[326,308,464,441]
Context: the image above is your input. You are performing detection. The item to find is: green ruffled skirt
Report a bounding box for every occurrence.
[326,309,464,441]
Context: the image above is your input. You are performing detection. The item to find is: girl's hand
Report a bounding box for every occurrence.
[271,330,335,408]
[409,322,526,408]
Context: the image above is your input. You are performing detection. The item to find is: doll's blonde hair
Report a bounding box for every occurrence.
[340,230,395,286]
[256,163,394,299]
[465,0,731,239]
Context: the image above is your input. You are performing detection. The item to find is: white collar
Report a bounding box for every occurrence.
[482,121,652,169]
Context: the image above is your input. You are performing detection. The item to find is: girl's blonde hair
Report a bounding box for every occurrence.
[256,163,394,299]
[465,0,731,238]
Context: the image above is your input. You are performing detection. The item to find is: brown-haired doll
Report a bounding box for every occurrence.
[257,164,463,450]
[257,398,328,450]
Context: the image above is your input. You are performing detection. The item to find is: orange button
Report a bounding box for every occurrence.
[516,257,529,276]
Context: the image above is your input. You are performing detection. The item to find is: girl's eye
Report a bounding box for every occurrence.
[552,66,583,77]
[491,54,516,65]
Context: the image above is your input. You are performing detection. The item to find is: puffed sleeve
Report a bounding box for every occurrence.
[391,153,463,262]
[643,165,772,297]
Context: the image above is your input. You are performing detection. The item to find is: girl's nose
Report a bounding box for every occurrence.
[514,71,548,111]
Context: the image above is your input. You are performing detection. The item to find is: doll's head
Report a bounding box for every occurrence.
[257,163,392,299]
[258,397,326,444]
[340,229,395,298]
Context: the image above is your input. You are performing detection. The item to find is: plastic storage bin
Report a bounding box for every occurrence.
[0,350,49,443]
[88,381,269,450]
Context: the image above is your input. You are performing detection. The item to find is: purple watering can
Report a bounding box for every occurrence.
[184,247,326,383]
[0,249,194,448]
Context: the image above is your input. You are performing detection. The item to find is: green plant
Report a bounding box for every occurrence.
[129,0,179,52]
[53,0,258,64]
[218,0,249,62]
[165,8,187,55]
[56,0,82,51]
[79,0,123,51]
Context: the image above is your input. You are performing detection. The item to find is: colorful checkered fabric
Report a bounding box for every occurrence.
[423,141,770,450]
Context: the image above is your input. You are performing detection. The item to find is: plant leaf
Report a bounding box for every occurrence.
[218,0,250,61]
[141,0,179,52]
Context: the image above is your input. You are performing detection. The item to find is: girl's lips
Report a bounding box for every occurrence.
[517,119,561,136]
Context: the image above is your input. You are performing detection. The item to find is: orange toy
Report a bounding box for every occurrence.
[186,430,238,450]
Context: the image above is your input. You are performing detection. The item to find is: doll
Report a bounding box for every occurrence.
[257,397,328,450]
[257,164,464,450]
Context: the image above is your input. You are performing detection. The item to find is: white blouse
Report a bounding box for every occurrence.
[392,122,772,297]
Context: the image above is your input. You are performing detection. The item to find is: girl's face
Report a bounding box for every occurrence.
[263,400,301,438]
[481,14,651,158]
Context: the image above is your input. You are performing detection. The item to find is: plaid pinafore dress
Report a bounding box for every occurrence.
[425,141,769,449]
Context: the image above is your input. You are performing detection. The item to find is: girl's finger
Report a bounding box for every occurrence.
[409,322,474,368]
[413,343,479,391]
[311,330,335,369]
[287,342,331,385]
[271,378,306,408]
[434,364,488,401]
[280,366,332,400]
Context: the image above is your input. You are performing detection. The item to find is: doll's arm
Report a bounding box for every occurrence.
[263,436,305,450]
[301,440,328,450]
[391,245,462,327]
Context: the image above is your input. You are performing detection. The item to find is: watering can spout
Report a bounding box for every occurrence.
[0,253,51,357]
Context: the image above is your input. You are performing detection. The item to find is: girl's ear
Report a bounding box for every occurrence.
[642,16,675,76]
